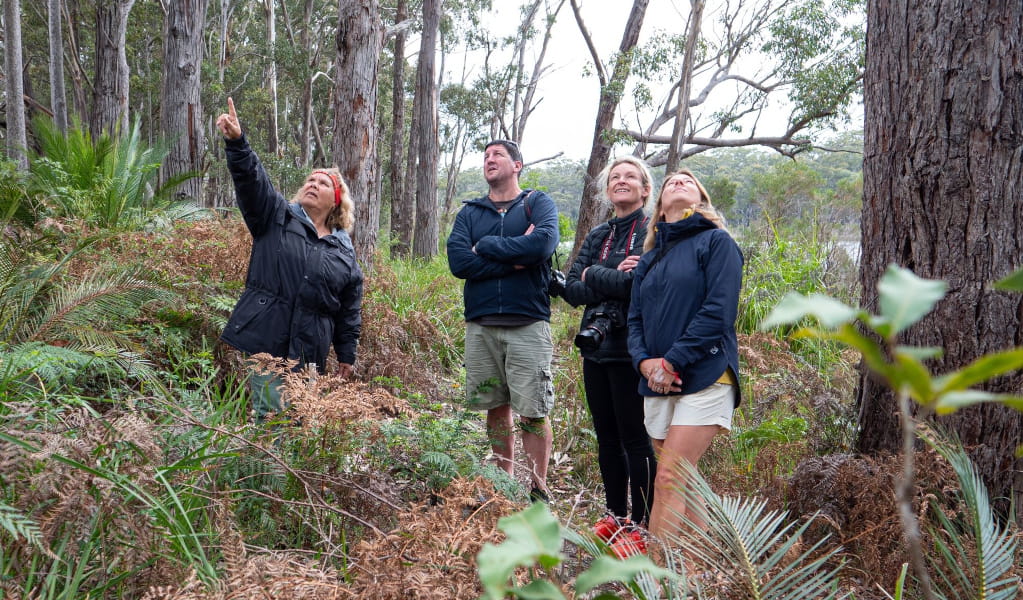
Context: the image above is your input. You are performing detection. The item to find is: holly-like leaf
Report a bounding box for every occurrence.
[934,390,1023,415]
[477,503,564,600]
[877,265,947,336]
[759,292,857,331]
[574,555,676,595]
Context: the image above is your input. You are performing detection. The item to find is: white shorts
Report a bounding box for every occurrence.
[644,383,736,440]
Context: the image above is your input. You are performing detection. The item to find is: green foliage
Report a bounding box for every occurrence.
[762,265,1023,414]
[923,435,1019,600]
[477,502,677,600]
[29,116,200,230]
[674,465,846,599]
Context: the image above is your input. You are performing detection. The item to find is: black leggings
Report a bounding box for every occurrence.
[583,359,657,525]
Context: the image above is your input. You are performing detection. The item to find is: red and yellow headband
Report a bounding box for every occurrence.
[312,170,342,206]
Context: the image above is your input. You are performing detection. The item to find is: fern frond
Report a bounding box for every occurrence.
[674,465,847,599]
[0,502,43,549]
[923,433,1019,600]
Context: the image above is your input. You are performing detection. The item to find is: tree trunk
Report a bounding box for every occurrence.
[48,0,68,134]
[92,0,135,137]
[859,0,1023,520]
[265,0,279,155]
[388,0,411,259]
[664,0,703,173]
[570,0,648,263]
[64,0,91,124]
[411,0,440,258]
[333,0,382,265]
[160,0,208,205]
[3,0,27,168]
[298,0,314,167]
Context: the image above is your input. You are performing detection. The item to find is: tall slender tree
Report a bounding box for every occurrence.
[388,0,411,258]
[48,0,67,134]
[160,0,208,204]
[411,0,440,258]
[569,0,649,261]
[264,0,279,155]
[92,0,135,137]
[334,0,383,263]
[3,0,27,168]
[663,0,703,173]
[859,0,1023,521]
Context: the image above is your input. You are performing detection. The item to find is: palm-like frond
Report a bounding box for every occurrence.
[923,433,1019,600]
[672,465,847,600]
[29,116,201,230]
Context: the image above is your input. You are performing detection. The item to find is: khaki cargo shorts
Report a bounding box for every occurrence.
[464,321,555,418]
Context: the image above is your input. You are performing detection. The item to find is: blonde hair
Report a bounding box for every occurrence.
[291,167,355,231]
[598,155,654,207]
[643,169,726,252]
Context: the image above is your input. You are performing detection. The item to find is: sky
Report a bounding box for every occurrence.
[447,1,693,163]
[445,1,864,165]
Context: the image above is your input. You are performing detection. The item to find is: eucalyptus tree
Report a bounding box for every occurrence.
[387,0,411,258]
[410,0,441,258]
[860,0,1023,524]
[3,0,28,169]
[91,0,135,137]
[159,0,207,205]
[569,0,649,260]
[334,0,384,263]
[47,0,67,134]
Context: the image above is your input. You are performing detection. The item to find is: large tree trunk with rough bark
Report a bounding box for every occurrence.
[333,0,382,264]
[388,0,411,259]
[411,0,440,258]
[91,0,134,137]
[859,0,1023,520]
[4,0,27,168]
[48,0,68,134]
[160,0,208,205]
[570,0,648,263]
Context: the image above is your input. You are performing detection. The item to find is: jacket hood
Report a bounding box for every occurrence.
[655,212,718,246]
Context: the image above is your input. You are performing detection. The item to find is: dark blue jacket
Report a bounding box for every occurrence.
[562,207,648,362]
[220,135,363,372]
[447,190,559,322]
[627,213,742,403]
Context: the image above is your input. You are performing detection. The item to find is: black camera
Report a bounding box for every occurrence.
[548,269,566,298]
[574,302,624,351]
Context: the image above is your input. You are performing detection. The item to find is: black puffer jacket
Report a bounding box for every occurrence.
[220,135,363,372]
[562,207,648,363]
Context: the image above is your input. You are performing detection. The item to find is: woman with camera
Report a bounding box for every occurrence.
[562,156,657,558]
[627,169,742,541]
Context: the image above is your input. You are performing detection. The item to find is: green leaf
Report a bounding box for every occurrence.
[759,292,857,331]
[894,345,943,362]
[892,353,935,406]
[477,503,564,600]
[934,348,1023,393]
[877,265,947,336]
[934,390,1023,415]
[574,555,676,595]
[510,579,566,599]
[993,268,1023,292]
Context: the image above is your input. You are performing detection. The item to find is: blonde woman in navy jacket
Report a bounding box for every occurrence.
[626,169,742,540]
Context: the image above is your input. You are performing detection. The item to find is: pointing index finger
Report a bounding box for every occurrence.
[227,97,237,120]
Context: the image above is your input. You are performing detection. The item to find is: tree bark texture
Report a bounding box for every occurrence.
[91,0,134,137]
[160,0,208,205]
[570,0,649,264]
[411,0,440,258]
[388,0,411,259]
[664,0,703,173]
[4,0,27,168]
[48,0,68,133]
[333,0,382,265]
[860,0,1023,518]
[265,0,279,155]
